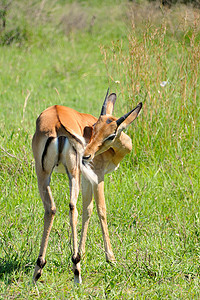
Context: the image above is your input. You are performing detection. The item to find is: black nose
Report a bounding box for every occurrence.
[83,154,91,160]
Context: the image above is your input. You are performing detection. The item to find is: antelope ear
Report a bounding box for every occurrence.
[83,126,93,143]
[116,102,142,132]
[100,88,117,116]
[106,93,117,115]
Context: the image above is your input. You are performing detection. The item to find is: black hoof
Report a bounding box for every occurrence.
[36,256,47,269]
[72,253,81,264]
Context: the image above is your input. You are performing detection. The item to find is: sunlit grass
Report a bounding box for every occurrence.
[0,1,200,298]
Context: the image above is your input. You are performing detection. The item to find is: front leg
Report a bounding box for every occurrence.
[78,177,93,257]
[89,132,132,263]
[93,178,115,262]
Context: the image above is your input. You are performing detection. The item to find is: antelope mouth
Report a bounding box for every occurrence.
[82,154,91,164]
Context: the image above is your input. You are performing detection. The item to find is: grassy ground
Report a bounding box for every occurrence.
[0,0,200,298]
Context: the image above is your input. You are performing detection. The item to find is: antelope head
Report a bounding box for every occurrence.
[83,89,142,162]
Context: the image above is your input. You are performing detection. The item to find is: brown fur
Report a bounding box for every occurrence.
[32,92,142,284]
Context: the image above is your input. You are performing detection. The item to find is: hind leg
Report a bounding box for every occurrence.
[32,137,57,281]
[68,171,81,283]
[33,173,56,281]
[63,147,82,283]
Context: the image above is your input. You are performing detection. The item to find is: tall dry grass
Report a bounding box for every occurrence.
[100,7,199,164]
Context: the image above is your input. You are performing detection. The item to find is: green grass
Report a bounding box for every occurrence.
[0,0,200,298]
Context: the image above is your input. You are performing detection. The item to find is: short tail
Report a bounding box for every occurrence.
[71,137,98,185]
[80,160,98,185]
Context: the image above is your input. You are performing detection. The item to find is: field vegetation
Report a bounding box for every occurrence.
[0,0,200,298]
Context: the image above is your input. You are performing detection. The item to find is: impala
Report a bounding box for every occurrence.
[32,89,142,284]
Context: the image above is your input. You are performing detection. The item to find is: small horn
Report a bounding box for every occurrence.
[116,102,142,127]
[100,88,110,116]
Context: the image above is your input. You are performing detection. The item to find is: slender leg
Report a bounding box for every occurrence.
[33,175,56,281]
[68,171,82,284]
[78,177,93,257]
[93,178,115,262]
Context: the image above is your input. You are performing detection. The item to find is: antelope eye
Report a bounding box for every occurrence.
[104,134,116,142]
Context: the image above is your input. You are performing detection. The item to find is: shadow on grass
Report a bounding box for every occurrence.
[0,257,33,282]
